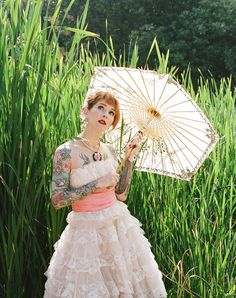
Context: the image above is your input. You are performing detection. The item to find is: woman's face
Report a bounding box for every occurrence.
[86,100,116,131]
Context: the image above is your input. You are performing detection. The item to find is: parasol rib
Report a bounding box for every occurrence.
[161,100,196,112]
[164,137,186,172]
[104,68,151,108]
[170,122,210,145]
[163,121,202,163]
[170,132,204,163]
[167,134,195,170]
[91,77,146,110]
[165,119,206,153]
[125,69,155,107]
[172,120,208,133]
[162,138,178,174]
[153,118,204,159]
[139,69,153,107]
[168,115,207,123]
[155,75,169,108]
[158,85,182,110]
[167,110,206,113]
[153,74,157,109]
[154,117,210,144]
[93,69,147,108]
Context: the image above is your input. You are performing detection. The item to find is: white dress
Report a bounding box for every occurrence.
[44,159,167,298]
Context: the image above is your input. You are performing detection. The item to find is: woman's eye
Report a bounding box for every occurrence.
[109,111,115,116]
[98,105,104,110]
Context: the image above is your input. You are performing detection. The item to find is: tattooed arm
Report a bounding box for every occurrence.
[51,144,99,209]
[115,160,133,201]
[107,144,133,202]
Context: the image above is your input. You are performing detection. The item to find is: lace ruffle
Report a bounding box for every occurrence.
[70,158,117,188]
[44,202,167,298]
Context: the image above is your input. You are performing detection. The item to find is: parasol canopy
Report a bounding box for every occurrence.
[85,67,219,180]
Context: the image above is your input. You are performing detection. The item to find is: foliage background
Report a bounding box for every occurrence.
[44,0,236,82]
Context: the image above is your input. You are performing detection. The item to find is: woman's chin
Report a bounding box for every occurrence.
[96,125,108,132]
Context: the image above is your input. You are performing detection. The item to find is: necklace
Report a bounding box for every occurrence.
[76,136,102,162]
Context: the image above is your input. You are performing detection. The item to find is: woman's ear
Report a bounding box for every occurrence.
[80,104,89,123]
[82,106,88,115]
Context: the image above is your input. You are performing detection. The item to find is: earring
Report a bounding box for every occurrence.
[82,118,88,129]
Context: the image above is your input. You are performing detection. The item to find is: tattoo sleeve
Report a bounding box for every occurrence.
[115,160,133,195]
[51,145,98,209]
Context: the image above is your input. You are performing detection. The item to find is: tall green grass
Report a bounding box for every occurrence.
[0,0,235,297]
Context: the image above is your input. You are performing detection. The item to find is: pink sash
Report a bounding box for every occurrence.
[71,188,117,212]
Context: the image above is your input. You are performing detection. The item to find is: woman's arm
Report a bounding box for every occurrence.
[106,144,133,202]
[107,132,143,201]
[115,159,133,201]
[51,145,99,209]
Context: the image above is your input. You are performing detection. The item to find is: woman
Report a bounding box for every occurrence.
[44,91,167,297]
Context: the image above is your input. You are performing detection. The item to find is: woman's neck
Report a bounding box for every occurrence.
[79,127,101,145]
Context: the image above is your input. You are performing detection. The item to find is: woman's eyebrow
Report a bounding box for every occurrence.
[99,103,115,111]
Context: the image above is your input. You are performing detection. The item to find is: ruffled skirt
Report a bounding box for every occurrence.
[44,201,167,297]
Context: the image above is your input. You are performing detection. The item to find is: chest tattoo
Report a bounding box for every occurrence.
[79,153,90,166]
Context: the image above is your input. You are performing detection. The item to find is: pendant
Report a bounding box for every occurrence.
[92,152,102,161]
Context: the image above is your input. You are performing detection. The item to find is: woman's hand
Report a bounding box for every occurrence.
[125,131,143,162]
[97,172,120,189]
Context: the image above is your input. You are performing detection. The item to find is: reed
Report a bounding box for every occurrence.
[0,0,235,297]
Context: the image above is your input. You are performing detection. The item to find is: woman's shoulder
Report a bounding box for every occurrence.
[54,140,74,160]
[56,138,89,168]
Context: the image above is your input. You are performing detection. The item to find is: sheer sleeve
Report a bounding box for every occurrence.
[51,144,98,209]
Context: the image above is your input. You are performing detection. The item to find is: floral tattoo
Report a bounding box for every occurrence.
[115,160,133,195]
[51,146,98,209]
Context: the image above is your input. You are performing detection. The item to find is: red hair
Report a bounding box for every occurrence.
[86,91,120,129]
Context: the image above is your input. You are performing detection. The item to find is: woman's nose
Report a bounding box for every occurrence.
[102,111,108,118]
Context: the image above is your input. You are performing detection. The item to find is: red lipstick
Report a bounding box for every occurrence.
[98,119,106,125]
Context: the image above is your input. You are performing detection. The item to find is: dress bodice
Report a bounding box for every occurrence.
[70,158,118,189]
[70,158,118,212]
